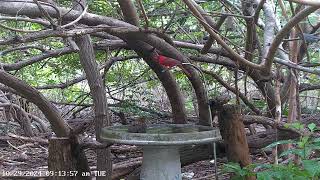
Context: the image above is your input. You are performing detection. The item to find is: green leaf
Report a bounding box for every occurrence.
[257,171,272,180]
[223,162,242,173]
[298,136,310,148]
[312,137,320,143]
[264,139,295,150]
[308,123,317,132]
[302,160,320,177]
[284,122,304,130]
[279,149,305,158]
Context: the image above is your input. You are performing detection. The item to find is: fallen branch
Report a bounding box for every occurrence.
[7,133,48,145]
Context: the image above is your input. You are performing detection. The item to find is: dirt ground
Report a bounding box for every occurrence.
[0,139,270,180]
[1,113,303,179]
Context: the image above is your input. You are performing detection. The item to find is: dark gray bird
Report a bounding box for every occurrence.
[303,33,320,43]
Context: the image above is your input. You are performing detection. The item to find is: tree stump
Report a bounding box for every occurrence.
[218,105,256,180]
[48,137,86,180]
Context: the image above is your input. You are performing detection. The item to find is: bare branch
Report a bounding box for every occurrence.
[182,0,263,70]
[263,5,320,75]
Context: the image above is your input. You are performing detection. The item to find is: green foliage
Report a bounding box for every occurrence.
[223,162,256,180]
[284,122,304,131]
[223,123,320,180]
[252,99,267,110]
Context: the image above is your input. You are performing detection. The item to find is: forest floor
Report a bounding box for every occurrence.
[1,113,312,180]
[0,140,269,180]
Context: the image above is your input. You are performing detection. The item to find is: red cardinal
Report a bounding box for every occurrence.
[150,49,191,77]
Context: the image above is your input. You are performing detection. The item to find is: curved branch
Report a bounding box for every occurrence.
[0,45,47,55]
[263,5,320,75]
[275,58,320,75]
[0,22,39,33]
[0,70,70,137]
[0,16,50,26]
[0,0,129,27]
[61,5,88,28]
[2,47,75,71]
[243,115,302,135]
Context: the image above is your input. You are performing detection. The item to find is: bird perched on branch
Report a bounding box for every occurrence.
[150,48,191,77]
[128,117,147,133]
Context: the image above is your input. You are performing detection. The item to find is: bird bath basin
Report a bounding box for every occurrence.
[101,124,221,180]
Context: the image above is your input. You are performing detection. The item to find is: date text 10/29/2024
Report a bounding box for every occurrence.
[1,170,107,177]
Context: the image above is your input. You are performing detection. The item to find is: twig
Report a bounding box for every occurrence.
[137,0,149,28]
[0,22,39,33]
[33,0,57,28]
[7,133,48,145]
[6,140,23,152]
[61,5,88,28]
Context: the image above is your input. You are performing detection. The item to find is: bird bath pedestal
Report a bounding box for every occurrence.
[101,124,221,180]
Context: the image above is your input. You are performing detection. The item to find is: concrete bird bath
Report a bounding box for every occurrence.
[101,124,221,180]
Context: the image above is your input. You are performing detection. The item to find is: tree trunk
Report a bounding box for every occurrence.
[48,138,77,180]
[75,35,112,180]
[48,137,90,180]
[218,104,255,180]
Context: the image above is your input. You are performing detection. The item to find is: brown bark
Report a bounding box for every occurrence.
[241,0,256,62]
[71,0,111,178]
[117,0,139,26]
[48,136,90,180]
[288,28,298,123]
[246,129,299,149]
[180,144,215,165]
[6,132,48,145]
[48,137,77,180]
[75,35,112,180]
[218,104,255,180]
[113,157,142,180]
